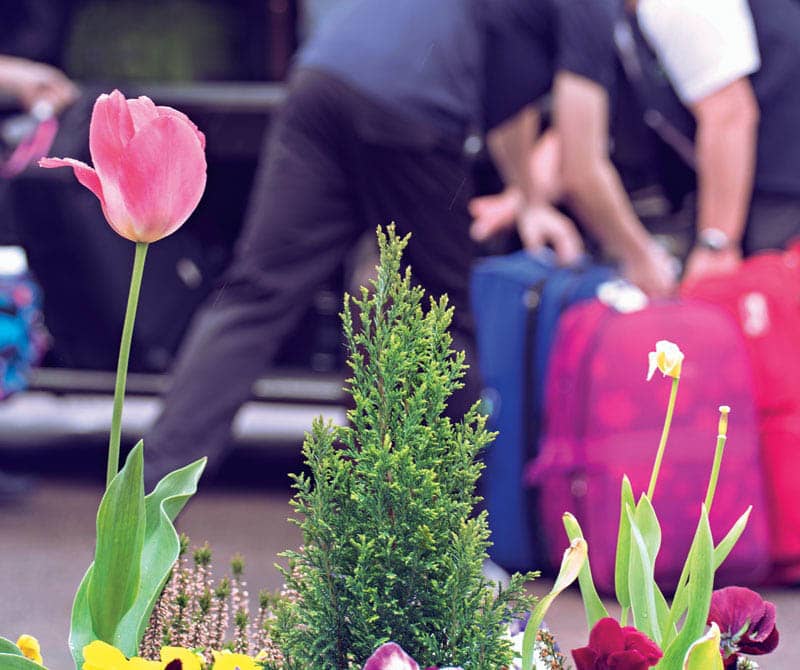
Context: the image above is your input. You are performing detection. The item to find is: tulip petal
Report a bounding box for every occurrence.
[127,96,160,132]
[118,115,206,242]
[90,90,135,180]
[156,105,207,150]
[39,156,104,202]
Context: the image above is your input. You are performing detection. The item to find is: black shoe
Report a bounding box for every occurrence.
[0,469,33,504]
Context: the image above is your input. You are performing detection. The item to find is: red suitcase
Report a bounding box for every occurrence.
[526,298,771,592]
[682,240,800,582]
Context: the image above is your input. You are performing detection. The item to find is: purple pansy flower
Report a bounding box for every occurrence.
[707,587,779,667]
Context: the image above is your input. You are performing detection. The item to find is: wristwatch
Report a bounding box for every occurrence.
[696,228,734,252]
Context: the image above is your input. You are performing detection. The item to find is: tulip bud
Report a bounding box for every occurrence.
[40,89,206,244]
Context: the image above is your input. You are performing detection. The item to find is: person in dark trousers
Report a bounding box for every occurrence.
[143,0,677,488]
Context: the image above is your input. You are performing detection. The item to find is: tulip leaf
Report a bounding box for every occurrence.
[562,513,609,629]
[87,441,147,641]
[626,504,660,646]
[631,496,673,641]
[69,447,206,668]
[0,638,23,655]
[614,476,635,612]
[658,505,714,670]
[0,654,47,670]
[682,623,724,670]
[522,538,587,670]
[114,455,207,652]
[665,506,751,646]
[712,506,751,569]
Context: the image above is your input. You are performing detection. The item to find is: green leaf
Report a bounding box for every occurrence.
[69,448,206,667]
[615,476,635,611]
[658,505,714,670]
[682,623,724,670]
[626,504,660,646]
[0,637,23,655]
[521,538,587,670]
[562,513,609,629]
[664,506,751,646]
[0,654,47,670]
[713,506,751,569]
[114,455,207,652]
[87,441,146,641]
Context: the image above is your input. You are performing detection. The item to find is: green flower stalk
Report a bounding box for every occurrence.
[704,405,731,513]
[645,340,684,500]
[107,241,148,489]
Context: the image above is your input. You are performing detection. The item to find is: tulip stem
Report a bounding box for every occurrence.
[704,408,730,513]
[106,241,149,489]
[647,376,680,501]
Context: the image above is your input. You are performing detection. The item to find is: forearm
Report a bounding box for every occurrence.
[562,157,653,261]
[694,118,757,247]
[486,105,542,204]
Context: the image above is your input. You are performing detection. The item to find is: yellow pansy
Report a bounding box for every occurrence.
[128,657,162,670]
[211,649,259,670]
[83,641,130,670]
[16,635,43,665]
[161,647,204,670]
[646,340,684,381]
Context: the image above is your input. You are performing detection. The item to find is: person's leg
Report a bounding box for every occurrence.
[143,71,364,488]
[355,137,481,418]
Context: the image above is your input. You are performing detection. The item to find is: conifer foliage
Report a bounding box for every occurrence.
[274,227,533,669]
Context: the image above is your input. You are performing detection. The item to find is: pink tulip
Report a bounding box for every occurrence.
[39,89,206,243]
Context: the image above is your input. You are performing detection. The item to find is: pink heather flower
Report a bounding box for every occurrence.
[572,617,663,670]
[40,89,206,243]
[707,587,779,667]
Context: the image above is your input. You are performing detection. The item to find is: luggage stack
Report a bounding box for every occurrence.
[471,246,798,586]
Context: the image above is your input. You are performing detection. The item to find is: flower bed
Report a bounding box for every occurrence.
[1,91,779,670]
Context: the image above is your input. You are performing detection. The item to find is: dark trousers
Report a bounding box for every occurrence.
[143,69,480,486]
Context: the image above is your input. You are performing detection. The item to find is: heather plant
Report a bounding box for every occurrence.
[271,226,535,670]
[139,536,283,666]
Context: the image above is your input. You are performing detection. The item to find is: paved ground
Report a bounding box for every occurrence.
[1,455,797,669]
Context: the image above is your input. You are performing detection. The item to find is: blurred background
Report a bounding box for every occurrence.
[0,0,356,460]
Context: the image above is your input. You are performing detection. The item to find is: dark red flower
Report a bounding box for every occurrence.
[571,617,662,670]
[707,587,779,667]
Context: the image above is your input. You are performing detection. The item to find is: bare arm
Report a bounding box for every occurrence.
[0,55,78,114]
[683,78,759,281]
[472,105,584,261]
[553,70,675,295]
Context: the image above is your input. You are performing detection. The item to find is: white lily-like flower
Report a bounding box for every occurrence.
[647,340,684,381]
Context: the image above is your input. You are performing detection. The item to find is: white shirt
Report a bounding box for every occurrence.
[637,0,761,104]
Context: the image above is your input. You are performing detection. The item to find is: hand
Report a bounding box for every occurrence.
[682,247,742,287]
[469,187,523,242]
[619,243,679,298]
[0,56,79,115]
[516,203,584,265]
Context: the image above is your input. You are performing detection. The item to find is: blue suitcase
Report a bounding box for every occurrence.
[470,250,616,571]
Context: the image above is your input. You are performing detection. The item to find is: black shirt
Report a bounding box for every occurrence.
[298,0,619,135]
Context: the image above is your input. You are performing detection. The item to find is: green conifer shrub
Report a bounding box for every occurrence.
[273,226,535,670]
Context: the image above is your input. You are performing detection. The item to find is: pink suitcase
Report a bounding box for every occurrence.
[525,299,771,592]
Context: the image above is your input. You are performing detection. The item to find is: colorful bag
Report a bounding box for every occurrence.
[681,240,800,583]
[470,250,616,571]
[526,298,771,592]
[0,250,50,399]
